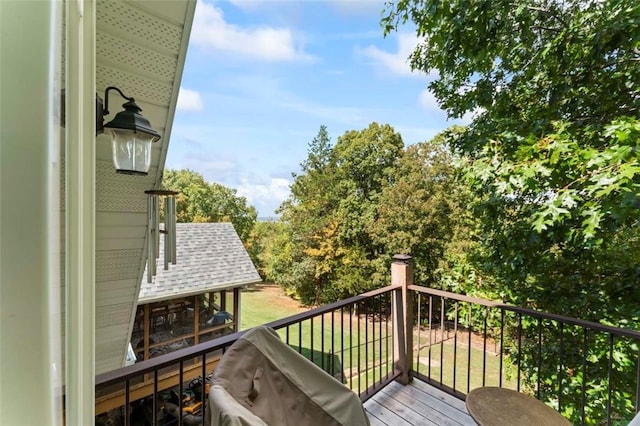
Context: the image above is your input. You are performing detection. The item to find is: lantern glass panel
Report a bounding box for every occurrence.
[106,128,153,174]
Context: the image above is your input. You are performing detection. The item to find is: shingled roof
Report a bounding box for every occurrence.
[139,222,261,303]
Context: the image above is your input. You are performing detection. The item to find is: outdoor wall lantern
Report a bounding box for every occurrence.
[98,86,161,175]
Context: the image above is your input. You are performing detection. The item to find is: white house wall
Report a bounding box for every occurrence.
[1,1,65,424]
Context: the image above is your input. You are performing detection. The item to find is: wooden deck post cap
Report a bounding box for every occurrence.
[392,254,412,264]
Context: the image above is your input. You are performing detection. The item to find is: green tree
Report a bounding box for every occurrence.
[245,220,286,281]
[383,0,640,421]
[277,126,339,304]
[383,0,640,241]
[370,127,477,288]
[162,169,257,243]
[333,122,404,253]
[275,123,405,304]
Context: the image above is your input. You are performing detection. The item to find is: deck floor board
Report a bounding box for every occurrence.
[364,380,475,426]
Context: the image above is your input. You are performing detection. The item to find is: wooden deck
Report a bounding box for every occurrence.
[364,379,476,426]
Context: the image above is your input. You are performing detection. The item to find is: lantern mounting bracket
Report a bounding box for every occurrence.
[102,86,134,117]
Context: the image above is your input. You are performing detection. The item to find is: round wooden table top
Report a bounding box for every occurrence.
[465,387,571,426]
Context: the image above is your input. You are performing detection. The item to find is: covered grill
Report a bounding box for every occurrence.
[206,326,370,426]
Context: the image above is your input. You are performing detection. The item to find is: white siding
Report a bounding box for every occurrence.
[94,0,196,374]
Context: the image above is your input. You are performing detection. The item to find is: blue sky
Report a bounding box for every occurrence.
[167,0,469,217]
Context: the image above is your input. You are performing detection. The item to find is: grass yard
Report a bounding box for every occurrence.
[241,283,308,329]
[413,340,518,392]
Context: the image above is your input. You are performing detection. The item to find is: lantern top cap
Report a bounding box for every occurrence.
[100,86,161,142]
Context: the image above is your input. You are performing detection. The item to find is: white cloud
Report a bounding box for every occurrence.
[177,88,203,112]
[237,177,291,216]
[459,108,482,125]
[417,88,479,126]
[358,34,436,78]
[191,1,313,62]
[418,88,441,112]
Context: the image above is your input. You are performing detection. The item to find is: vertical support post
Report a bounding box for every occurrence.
[143,304,150,361]
[194,295,200,345]
[220,290,227,312]
[66,0,96,423]
[233,287,241,332]
[65,0,96,424]
[391,254,413,385]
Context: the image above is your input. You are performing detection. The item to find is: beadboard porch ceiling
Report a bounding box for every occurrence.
[93,0,196,374]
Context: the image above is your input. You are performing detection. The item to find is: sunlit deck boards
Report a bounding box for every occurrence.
[364,379,476,426]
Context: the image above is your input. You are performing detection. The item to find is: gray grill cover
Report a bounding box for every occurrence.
[206,326,370,426]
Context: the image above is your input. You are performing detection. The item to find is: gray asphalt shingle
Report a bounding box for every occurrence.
[139,222,261,303]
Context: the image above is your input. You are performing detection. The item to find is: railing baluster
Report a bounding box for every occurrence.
[358,301,361,397]
[440,297,445,386]
[516,313,522,392]
[341,306,345,384]
[385,296,390,378]
[467,303,472,393]
[417,293,422,377]
[607,333,613,426]
[298,320,302,354]
[179,360,184,426]
[428,295,433,379]
[453,301,458,392]
[350,303,354,390]
[483,307,488,387]
[636,345,640,415]
[365,302,369,391]
[153,369,158,426]
[558,322,564,413]
[310,316,315,363]
[286,325,289,345]
[331,309,335,378]
[321,313,325,370]
[581,328,588,426]
[124,379,130,426]
[372,301,376,389]
[537,318,542,399]
[201,352,206,426]
[378,294,382,387]
[499,309,504,388]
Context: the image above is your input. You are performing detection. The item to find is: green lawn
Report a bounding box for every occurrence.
[413,340,518,392]
[240,284,307,328]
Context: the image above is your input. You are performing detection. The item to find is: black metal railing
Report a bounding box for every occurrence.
[95,261,640,426]
[408,285,640,426]
[95,286,398,426]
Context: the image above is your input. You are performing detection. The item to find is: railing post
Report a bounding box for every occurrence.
[391,254,414,385]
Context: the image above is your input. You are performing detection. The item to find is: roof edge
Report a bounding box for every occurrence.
[137,279,262,305]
